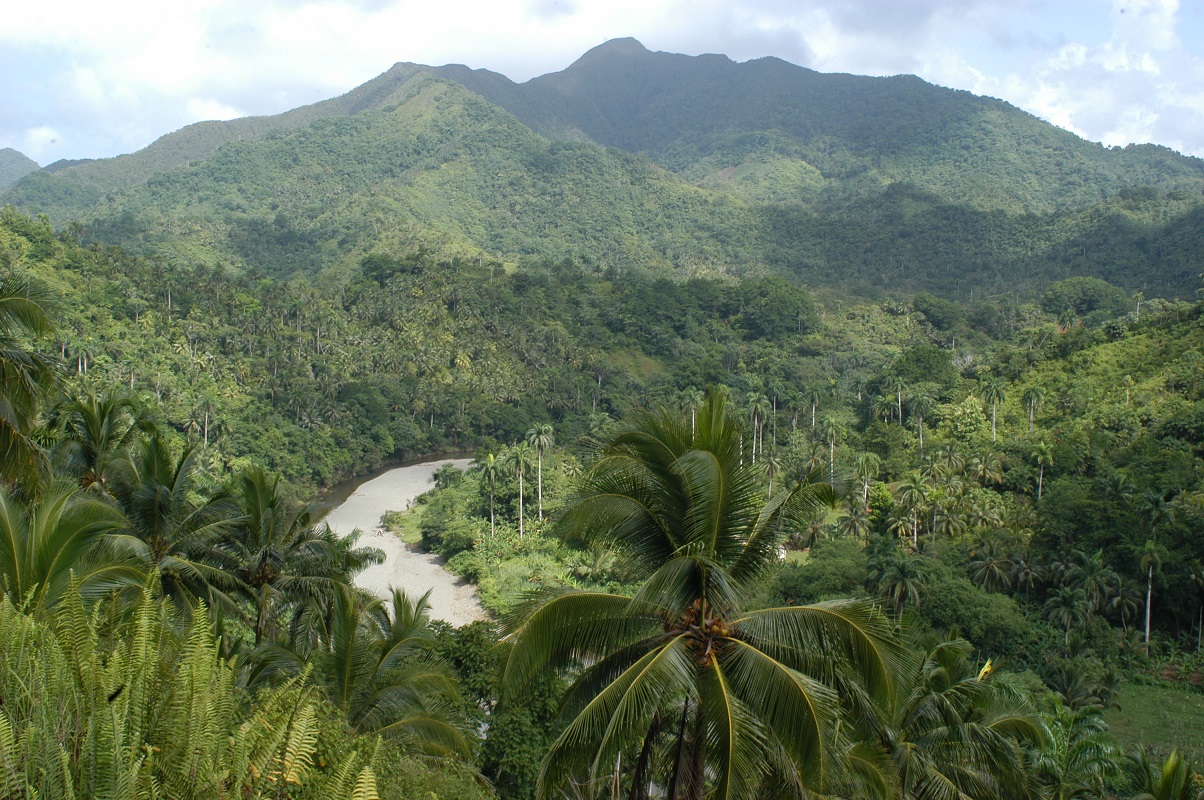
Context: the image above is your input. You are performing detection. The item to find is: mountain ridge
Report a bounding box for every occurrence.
[3,39,1203,296]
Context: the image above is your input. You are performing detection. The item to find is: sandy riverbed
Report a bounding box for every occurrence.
[321,457,486,627]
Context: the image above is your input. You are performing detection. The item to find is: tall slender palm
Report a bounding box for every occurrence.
[507,441,533,538]
[853,451,881,504]
[526,423,555,521]
[678,387,704,437]
[896,471,930,547]
[1032,441,1053,501]
[108,433,242,613]
[981,378,1006,444]
[0,273,58,488]
[1022,386,1045,433]
[969,543,1013,593]
[887,376,905,427]
[477,453,501,537]
[499,389,901,800]
[806,386,822,430]
[226,466,384,644]
[910,394,932,461]
[820,415,844,484]
[1190,560,1204,654]
[1137,539,1166,653]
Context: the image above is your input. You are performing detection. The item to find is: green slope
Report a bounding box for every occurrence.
[78,75,751,277]
[0,148,39,189]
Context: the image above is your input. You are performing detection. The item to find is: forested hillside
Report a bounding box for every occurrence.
[4,40,1203,296]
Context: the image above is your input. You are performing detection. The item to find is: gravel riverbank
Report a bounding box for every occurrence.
[321,457,486,627]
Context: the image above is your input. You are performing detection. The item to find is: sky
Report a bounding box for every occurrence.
[2,0,1202,165]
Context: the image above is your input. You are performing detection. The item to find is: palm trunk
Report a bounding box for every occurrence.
[992,404,997,443]
[1145,565,1153,653]
[518,469,524,538]
[489,489,495,537]
[537,451,543,521]
[1038,465,1044,500]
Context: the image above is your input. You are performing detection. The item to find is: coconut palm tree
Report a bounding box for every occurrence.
[0,272,59,488]
[876,552,928,621]
[107,433,242,614]
[48,388,154,495]
[498,389,901,800]
[526,423,555,521]
[1044,586,1088,648]
[861,637,1042,799]
[969,543,1013,593]
[887,376,905,427]
[1190,560,1204,654]
[226,466,384,645]
[260,583,471,757]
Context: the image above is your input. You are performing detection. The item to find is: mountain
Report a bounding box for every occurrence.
[0,148,39,189]
[3,39,1203,297]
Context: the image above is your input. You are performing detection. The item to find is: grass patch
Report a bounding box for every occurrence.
[1104,683,1204,763]
[381,506,425,546]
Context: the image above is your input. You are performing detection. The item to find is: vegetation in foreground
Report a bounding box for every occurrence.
[1,205,1203,796]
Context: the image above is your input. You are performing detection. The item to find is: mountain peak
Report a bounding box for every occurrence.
[570,37,650,66]
[0,147,40,189]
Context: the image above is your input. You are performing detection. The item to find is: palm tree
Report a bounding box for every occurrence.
[862,638,1042,798]
[477,453,501,537]
[806,386,822,430]
[49,388,154,494]
[1011,550,1045,603]
[820,415,844,484]
[262,583,471,756]
[1137,539,1167,653]
[1190,560,1204,654]
[981,378,1006,444]
[1032,441,1053,501]
[886,376,905,427]
[507,441,533,538]
[1032,703,1121,800]
[1125,750,1204,800]
[678,387,704,437]
[1043,586,1088,647]
[896,471,930,547]
[909,394,932,461]
[0,272,59,488]
[852,451,881,504]
[1022,386,1045,433]
[107,433,242,613]
[876,552,928,621]
[969,543,1013,593]
[499,389,900,800]
[526,423,555,521]
[0,479,136,608]
[226,466,384,644]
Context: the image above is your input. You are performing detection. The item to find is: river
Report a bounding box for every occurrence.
[319,456,486,627]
